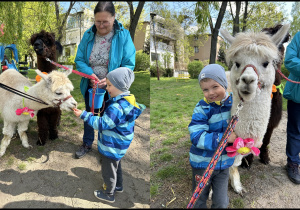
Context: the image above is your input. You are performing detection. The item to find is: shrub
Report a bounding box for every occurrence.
[188,60,204,79]
[135,50,150,72]
[164,68,174,77]
[215,61,229,71]
[280,63,290,77]
[150,62,165,78]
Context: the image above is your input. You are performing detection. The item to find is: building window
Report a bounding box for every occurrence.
[151,52,159,61]
[194,59,199,61]
[194,35,199,41]
[194,46,199,53]
[65,48,71,57]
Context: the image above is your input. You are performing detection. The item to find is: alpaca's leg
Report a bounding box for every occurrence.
[0,122,16,157]
[48,107,61,140]
[259,126,274,165]
[36,110,49,146]
[241,154,254,169]
[17,121,32,149]
[229,155,246,194]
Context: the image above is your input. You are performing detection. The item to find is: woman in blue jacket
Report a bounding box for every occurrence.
[283,31,300,184]
[74,1,136,159]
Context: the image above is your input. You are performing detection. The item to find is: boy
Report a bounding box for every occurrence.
[73,67,146,203]
[188,64,237,208]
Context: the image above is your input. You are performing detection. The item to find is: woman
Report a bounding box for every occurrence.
[74,1,136,159]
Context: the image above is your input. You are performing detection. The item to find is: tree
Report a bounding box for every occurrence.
[290,2,300,37]
[127,1,145,42]
[195,1,228,64]
[54,1,76,43]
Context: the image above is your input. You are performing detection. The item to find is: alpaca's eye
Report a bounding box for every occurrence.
[235,62,240,68]
[262,61,269,68]
[56,92,62,95]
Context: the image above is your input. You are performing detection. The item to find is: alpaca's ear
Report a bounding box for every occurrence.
[220,28,235,44]
[271,24,290,47]
[35,69,48,81]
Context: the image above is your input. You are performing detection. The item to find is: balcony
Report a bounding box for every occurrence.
[152,25,176,40]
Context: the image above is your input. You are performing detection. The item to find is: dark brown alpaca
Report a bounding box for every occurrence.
[30,30,63,145]
[241,24,291,168]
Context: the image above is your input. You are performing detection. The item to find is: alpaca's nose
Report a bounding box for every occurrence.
[242,77,255,85]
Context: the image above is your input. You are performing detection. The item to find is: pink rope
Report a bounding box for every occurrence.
[45,58,99,114]
[277,69,300,84]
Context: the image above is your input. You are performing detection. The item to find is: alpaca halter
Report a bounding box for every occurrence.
[238,64,264,102]
[53,95,74,107]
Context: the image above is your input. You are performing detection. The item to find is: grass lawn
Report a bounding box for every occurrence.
[150,76,288,208]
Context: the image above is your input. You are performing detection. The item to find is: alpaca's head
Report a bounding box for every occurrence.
[220,24,290,102]
[35,69,77,111]
[30,30,62,59]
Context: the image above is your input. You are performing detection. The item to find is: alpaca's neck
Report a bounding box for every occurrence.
[23,82,51,111]
[37,56,57,73]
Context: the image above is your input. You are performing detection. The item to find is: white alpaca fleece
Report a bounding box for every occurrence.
[219,24,290,194]
[0,69,77,157]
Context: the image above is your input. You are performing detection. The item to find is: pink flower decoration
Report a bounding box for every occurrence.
[226,137,260,157]
[16,107,35,118]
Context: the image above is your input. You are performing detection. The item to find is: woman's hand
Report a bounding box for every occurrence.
[90,73,100,86]
[98,78,107,88]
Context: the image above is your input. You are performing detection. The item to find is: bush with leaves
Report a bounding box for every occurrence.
[280,63,290,77]
[150,61,165,77]
[135,50,150,72]
[163,68,174,77]
[188,60,204,79]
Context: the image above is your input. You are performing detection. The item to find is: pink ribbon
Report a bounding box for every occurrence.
[226,137,260,157]
[16,107,35,118]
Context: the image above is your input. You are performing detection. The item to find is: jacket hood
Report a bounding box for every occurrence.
[111,94,146,122]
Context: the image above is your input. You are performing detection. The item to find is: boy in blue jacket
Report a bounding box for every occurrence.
[188,64,237,208]
[73,67,145,203]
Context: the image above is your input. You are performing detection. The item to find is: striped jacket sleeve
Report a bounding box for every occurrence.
[188,105,223,151]
[80,105,123,132]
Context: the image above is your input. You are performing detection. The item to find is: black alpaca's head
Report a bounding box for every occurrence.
[30,30,62,58]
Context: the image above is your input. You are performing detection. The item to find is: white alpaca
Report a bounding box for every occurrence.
[0,69,77,157]
[219,24,290,194]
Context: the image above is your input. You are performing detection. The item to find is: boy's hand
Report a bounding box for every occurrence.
[73,108,82,117]
[227,131,237,143]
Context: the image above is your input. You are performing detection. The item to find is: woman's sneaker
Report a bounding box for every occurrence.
[286,162,300,184]
[75,144,92,159]
[94,190,115,203]
[103,183,123,193]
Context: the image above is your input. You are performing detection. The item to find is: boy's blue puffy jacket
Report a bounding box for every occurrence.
[80,94,146,161]
[283,31,300,103]
[75,20,136,96]
[188,94,235,170]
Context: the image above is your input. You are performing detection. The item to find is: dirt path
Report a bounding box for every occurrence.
[0,108,150,208]
[227,110,300,208]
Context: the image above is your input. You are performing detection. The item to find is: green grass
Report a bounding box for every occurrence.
[150,76,289,207]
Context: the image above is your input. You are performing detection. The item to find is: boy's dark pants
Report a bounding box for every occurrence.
[100,153,123,195]
[192,167,229,208]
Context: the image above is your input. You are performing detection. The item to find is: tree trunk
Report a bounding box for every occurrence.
[209,1,228,64]
[127,1,145,42]
[242,1,249,32]
[232,1,241,36]
[54,1,76,43]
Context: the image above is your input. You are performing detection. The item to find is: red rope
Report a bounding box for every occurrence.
[186,115,239,209]
[277,69,300,84]
[45,58,101,114]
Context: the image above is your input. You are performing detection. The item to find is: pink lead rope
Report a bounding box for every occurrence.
[45,58,99,114]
